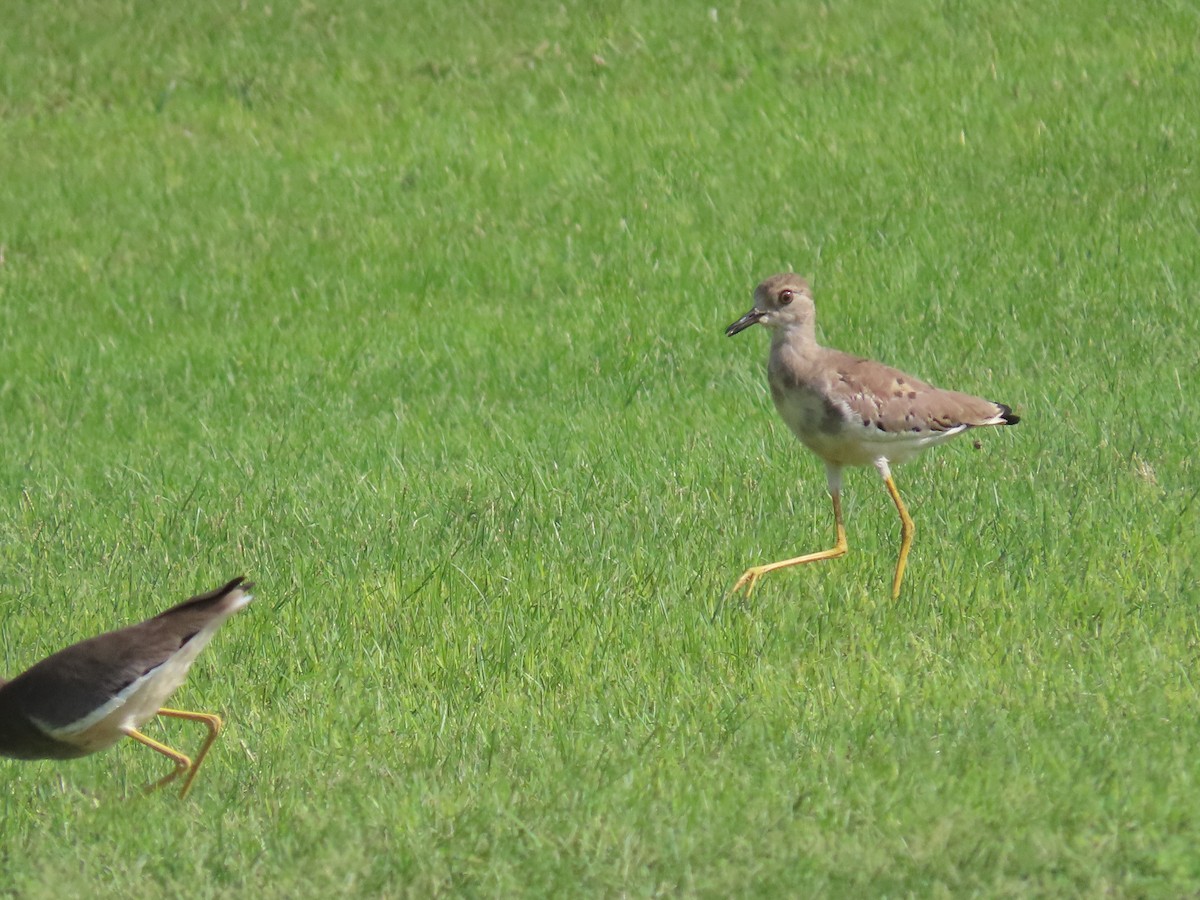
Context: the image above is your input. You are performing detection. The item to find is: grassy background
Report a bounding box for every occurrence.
[1,0,1198,894]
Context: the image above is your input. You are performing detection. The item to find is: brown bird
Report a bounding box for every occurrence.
[0,577,253,797]
[726,273,1019,598]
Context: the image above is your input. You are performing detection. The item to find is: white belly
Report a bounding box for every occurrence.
[772,384,964,468]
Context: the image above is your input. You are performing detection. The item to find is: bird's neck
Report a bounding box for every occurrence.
[770,321,817,353]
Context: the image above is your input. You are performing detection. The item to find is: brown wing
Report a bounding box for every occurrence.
[825,351,1015,433]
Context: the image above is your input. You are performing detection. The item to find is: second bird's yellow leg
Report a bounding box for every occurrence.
[123,709,223,799]
[123,726,191,794]
[157,708,223,799]
[883,474,914,600]
[732,492,848,596]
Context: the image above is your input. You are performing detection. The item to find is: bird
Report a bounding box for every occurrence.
[0,576,253,797]
[725,273,1019,599]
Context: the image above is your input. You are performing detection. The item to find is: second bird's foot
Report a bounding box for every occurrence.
[730,566,770,596]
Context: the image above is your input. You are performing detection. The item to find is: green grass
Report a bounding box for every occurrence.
[1,0,1198,894]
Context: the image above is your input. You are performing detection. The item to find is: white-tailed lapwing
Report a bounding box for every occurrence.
[726,273,1019,599]
[0,576,253,797]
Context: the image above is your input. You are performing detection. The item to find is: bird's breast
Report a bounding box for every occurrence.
[769,373,844,437]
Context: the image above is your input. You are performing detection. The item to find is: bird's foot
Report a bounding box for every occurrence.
[730,566,770,597]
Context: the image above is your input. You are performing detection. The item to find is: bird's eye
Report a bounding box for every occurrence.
[779,289,794,305]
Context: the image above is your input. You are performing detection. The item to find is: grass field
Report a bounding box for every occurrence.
[1,0,1198,895]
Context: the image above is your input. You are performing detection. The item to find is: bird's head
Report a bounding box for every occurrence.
[725,273,814,336]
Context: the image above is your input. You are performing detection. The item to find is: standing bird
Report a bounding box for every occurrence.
[0,576,253,797]
[726,273,1019,599]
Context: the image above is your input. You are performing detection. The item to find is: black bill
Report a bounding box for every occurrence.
[725,308,764,336]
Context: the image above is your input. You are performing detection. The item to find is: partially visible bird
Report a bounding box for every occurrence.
[0,576,253,797]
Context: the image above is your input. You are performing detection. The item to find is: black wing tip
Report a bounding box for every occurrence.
[219,575,254,593]
[994,402,1020,426]
[155,575,254,620]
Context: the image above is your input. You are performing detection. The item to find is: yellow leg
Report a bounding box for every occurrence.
[157,708,223,799]
[732,491,848,596]
[122,709,223,799]
[883,474,915,599]
[122,727,191,794]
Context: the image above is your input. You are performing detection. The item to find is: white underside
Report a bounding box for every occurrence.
[771,387,976,491]
[794,419,967,469]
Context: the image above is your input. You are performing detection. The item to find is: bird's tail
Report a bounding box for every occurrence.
[154,576,255,622]
[992,402,1020,426]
